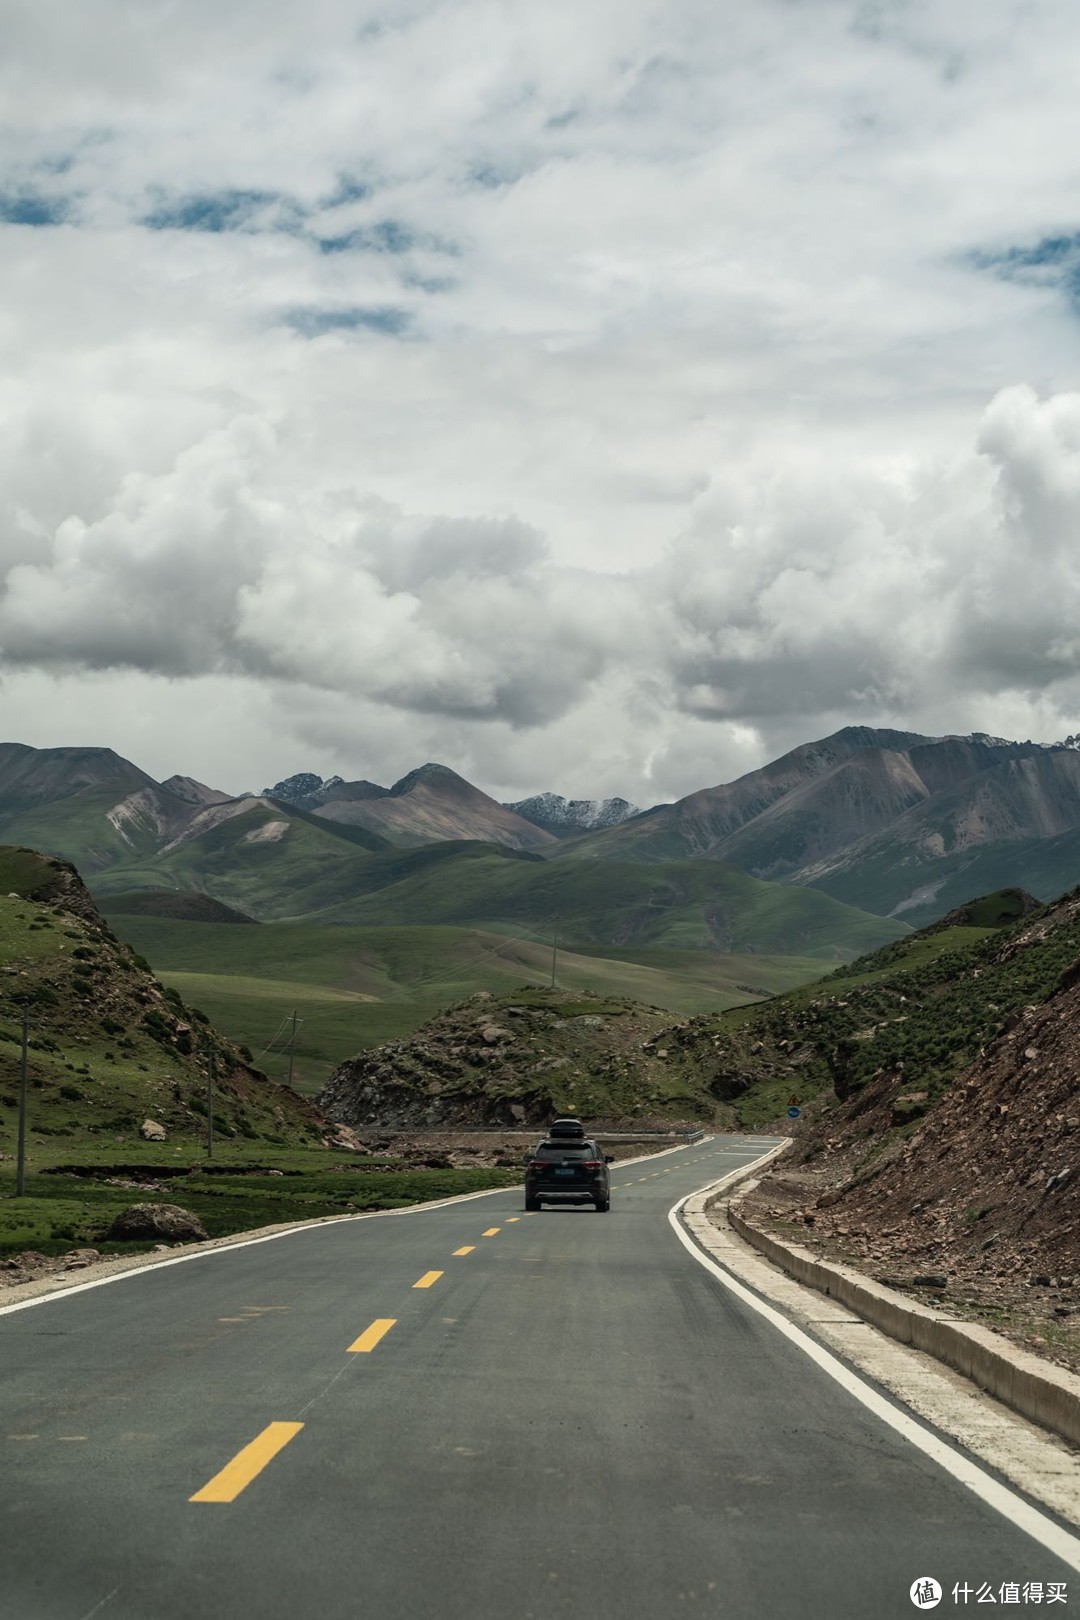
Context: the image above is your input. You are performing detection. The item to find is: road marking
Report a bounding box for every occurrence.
[8,1433,38,1441]
[58,1435,88,1442]
[506,1217,520,1222]
[453,1246,475,1255]
[348,1318,396,1353]
[482,1227,500,1237]
[668,1177,1080,1574]
[190,1421,303,1504]
[413,1271,443,1289]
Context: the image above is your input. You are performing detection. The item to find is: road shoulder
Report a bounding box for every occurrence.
[680,1155,1080,1531]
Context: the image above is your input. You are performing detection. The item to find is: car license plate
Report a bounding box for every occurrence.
[554,1167,575,1177]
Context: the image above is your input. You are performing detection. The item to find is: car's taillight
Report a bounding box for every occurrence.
[583,1159,602,1169]
[528,1159,545,1168]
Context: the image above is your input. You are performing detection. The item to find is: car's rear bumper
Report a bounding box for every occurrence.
[527,1183,608,1201]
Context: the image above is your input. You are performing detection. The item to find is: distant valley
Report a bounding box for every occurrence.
[5,725,1080,1091]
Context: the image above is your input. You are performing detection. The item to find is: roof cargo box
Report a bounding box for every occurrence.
[549,1117,586,1139]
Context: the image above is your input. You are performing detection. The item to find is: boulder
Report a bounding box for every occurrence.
[106,1203,208,1243]
[139,1119,167,1142]
[62,1248,100,1270]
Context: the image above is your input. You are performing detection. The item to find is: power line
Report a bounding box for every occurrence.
[253,1013,294,1062]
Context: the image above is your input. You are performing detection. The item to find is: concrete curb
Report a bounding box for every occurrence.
[722,1191,1080,1450]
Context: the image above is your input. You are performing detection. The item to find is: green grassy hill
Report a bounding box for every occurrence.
[302,850,905,956]
[814,827,1080,925]
[0,849,326,1158]
[665,884,1080,1129]
[0,787,159,874]
[97,912,829,1094]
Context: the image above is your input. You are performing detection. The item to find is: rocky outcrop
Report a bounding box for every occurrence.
[505,793,641,837]
[106,1204,208,1242]
[317,988,710,1130]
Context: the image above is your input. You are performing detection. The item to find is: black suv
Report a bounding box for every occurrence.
[525,1119,613,1212]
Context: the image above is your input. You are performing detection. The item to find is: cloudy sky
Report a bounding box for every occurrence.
[3,0,1080,805]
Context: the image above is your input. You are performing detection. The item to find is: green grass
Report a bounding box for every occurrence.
[0,1153,523,1257]
[152,971,432,1093]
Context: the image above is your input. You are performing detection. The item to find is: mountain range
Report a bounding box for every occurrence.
[3,727,1080,936]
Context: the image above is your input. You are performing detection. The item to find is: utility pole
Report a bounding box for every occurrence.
[286,1010,298,1087]
[550,919,559,989]
[206,1041,215,1160]
[15,1002,28,1197]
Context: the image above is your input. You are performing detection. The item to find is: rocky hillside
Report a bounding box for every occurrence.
[317,987,721,1131]
[0,847,325,1150]
[655,886,1080,1131]
[309,764,555,851]
[556,727,1080,922]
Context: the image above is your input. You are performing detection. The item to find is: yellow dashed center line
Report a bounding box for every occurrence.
[190,1422,303,1504]
[453,1246,475,1256]
[482,1227,500,1237]
[347,1318,397,1353]
[413,1271,443,1289]
[506,1217,520,1222]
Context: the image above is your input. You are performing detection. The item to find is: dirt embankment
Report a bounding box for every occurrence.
[740,956,1080,1370]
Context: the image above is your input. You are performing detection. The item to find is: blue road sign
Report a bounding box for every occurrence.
[787,1106,801,1119]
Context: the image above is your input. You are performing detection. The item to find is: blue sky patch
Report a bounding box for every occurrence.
[317,217,416,255]
[286,305,413,338]
[0,189,71,226]
[321,176,371,208]
[142,189,291,233]
[971,232,1080,311]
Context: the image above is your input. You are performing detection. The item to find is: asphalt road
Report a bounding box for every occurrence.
[3,1134,1078,1620]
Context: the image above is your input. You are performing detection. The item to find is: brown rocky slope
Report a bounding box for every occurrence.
[317,987,721,1131]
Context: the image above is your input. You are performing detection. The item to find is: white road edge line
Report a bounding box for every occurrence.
[669,1163,1080,1574]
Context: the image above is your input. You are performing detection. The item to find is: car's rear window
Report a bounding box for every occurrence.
[535,1143,593,1159]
